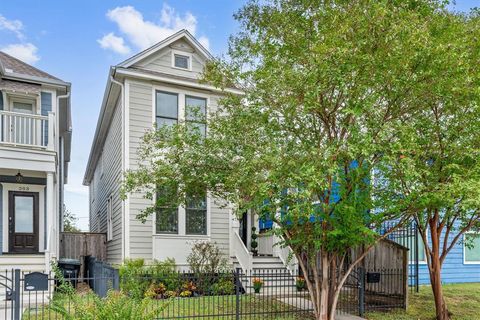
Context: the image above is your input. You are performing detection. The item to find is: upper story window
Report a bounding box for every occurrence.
[13,101,34,114]
[11,96,35,114]
[185,96,206,137]
[174,54,190,70]
[156,91,178,128]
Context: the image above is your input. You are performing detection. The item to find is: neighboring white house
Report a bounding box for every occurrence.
[84,30,296,273]
[0,52,71,272]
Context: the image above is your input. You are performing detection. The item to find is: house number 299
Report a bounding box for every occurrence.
[18,186,29,191]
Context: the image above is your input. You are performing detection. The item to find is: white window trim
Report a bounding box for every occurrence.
[397,228,428,265]
[416,230,428,265]
[463,232,480,265]
[107,195,113,241]
[171,50,192,71]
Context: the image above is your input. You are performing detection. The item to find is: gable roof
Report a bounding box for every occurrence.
[117,29,213,69]
[0,51,69,86]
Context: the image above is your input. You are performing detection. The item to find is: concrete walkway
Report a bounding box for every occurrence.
[277,296,366,320]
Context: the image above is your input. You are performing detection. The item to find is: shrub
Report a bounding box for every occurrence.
[187,241,228,294]
[179,290,192,297]
[164,290,177,298]
[49,290,167,320]
[148,258,180,291]
[187,241,228,274]
[51,260,75,296]
[119,258,148,299]
[211,275,235,295]
[148,258,176,274]
[144,282,166,299]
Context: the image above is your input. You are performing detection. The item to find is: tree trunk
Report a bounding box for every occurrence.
[318,252,330,320]
[429,255,450,320]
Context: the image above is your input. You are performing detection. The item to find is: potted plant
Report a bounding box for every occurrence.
[251,227,258,256]
[296,276,306,292]
[252,278,263,293]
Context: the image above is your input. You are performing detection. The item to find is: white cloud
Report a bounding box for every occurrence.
[1,43,39,64]
[100,4,210,54]
[97,32,131,55]
[198,36,210,50]
[0,14,24,39]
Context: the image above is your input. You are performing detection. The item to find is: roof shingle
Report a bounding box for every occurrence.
[0,51,61,81]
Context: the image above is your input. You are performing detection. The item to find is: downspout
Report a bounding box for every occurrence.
[56,89,70,259]
[57,90,70,233]
[109,72,126,260]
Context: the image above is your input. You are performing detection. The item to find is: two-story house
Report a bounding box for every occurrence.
[84,30,295,272]
[0,52,71,272]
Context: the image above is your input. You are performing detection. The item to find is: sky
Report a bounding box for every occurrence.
[0,0,477,231]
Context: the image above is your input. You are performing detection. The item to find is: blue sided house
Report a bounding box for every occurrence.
[408,224,480,284]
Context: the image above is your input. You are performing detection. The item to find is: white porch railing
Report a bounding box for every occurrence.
[0,110,55,150]
[274,234,299,275]
[232,231,253,272]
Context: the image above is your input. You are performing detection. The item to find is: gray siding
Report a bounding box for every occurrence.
[210,197,230,256]
[88,97,124,263]
[127,79,230,261]
[128,81,154,260]
[135,40,205,80]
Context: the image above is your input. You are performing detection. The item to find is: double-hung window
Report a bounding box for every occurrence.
[185,96,206,137]
[174,54,190,70]
[186,191,207,235]
[156,91,178,128]
[155,185,179,234]
[464,233,480,264]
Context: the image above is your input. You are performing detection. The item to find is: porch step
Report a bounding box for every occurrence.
[0,254,46,272]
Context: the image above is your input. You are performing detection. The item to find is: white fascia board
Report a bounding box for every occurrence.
[83,68,115,185]
[118,29,213,69]
[3,72,70,88]
[116,68,244,95]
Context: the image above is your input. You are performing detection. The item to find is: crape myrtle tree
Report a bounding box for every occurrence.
[122,1,457,319]
[375,8,480,320]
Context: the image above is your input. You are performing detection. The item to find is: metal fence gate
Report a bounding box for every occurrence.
[381,220,420,293]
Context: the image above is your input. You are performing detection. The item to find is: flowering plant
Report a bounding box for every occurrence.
[252,278,264,293]
[296,276,306,291]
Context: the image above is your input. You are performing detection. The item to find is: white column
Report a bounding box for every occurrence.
[46,172,55,258]
[47,112,55,151]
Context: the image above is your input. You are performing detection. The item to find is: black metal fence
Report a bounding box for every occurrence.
[0,265,406,320]
[381,219,420,293]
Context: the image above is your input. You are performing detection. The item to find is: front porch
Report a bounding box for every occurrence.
[231,211,298,274]
[0,169,59,272]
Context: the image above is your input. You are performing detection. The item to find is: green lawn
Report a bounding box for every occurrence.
[366,283,480,320]
[24,293,313,320]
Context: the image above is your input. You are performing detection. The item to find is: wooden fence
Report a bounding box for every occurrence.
[59,232,107,277]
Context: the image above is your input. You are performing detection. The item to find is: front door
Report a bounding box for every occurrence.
[239,212,248,247]
[8,191,39,253]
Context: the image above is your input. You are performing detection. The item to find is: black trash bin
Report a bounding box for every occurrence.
[57,258,81,288]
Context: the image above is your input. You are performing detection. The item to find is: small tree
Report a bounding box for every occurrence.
[376,8,480,320]
[122,1,460,319]
[63,205,80,233]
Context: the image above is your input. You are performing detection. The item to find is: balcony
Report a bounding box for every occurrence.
[0,110,55,150]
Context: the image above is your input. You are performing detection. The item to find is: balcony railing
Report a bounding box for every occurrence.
[0,110,55,150]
